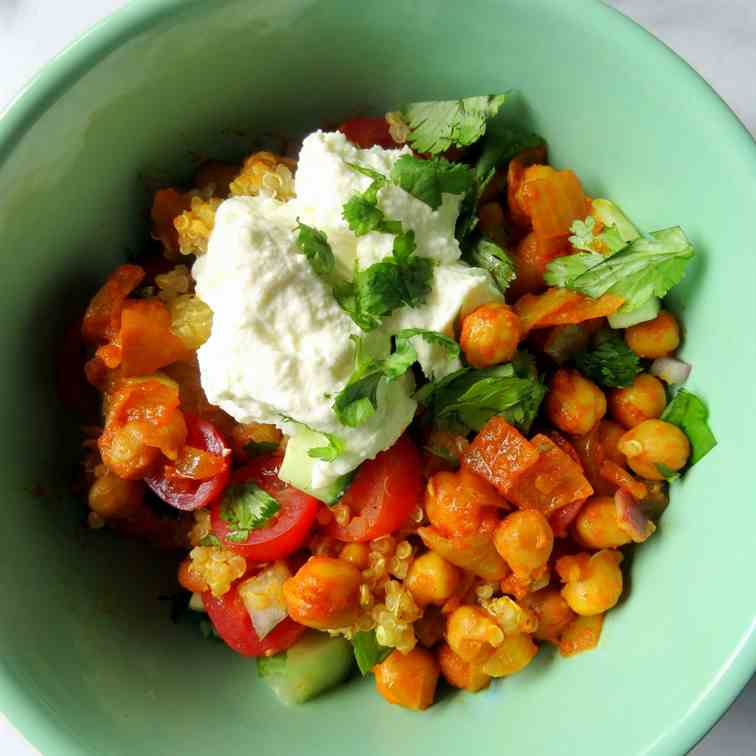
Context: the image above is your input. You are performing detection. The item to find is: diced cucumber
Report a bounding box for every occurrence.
[608,297,661,329]
[591,198,640,243]
[257,631,355,705]
[279,427,352,504]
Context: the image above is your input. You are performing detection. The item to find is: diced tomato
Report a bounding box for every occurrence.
[81,264,145,344]
[326,435,423,542]
[145,415,230,511]
[338,117,396,149]
[211,455,320,561]
[505,434,593,516]
[203,582,305,657]
[462,417,540,496]
[118,299,193,377]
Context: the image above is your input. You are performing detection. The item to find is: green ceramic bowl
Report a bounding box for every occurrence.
[1,1,754,754]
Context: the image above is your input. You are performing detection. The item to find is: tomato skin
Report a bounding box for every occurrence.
[211,456,320,561]
[326,435,423,543]
[203,583,305,657]
[338,117,396,149]
[145,415,230,511]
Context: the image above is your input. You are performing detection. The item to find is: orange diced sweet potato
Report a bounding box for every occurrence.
[81,264,145,344]
[462,417,541,496]
[537,293,624,327]
[514,288,584,334]
[119,299,192,377]
[505,434,593,516]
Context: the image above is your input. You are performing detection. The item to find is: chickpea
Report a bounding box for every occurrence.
[425,469,503,539]
[374,647,440,711]
[625,311,681,358]
[88,471,144,519]
[521,588,575,643]
[177,558,208,594]
[608,374,667,429]
[557,550,624,616]
[559,614,604,658]
[460,303,522,368]
[99,423,161,480]
[572,495,631,549]
[546,368,606,435]
[493,510,553,579]
[406,551,461,607]
[446,605,505,664]
[617,419,690,480]
[282,556,361,630]
[480,632,538,678]
[438,642,491,692]
[339,542,370,570]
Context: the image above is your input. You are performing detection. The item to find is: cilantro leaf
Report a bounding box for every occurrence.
[333,330,458,428]
[220,482,280,542]
[295,221,336,277]
[574,332,642,388]
[336,232,434,332]
[390,155,474,210]
[352,629,392,675]
[416,353,547,434]
[568,216,626,255]
[661,389,717,466]
[544,227,694,312]
[341,171,401,236]
[244,440,280,458]
[345,162,387,183]
[307,431,345,462]
[462,236,516,294]
[400,94,510,154]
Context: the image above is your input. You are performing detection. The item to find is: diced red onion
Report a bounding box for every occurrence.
[615,489,656,543]
[238,562,290,640]
[650,357,691,385]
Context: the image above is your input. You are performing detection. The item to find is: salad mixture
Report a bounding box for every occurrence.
[69,94,717,710]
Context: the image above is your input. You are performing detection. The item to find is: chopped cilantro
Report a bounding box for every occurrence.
[198,534,221,547]
[400,94,509,154]
[295,221,336,278]
[568,216,626,255]
[416,352,547,434]
[220,482,280,542]
[661,389,717,467]
[544,227,694,313]
[244,440,280,458]
[333,330,459,428]
[352,629,392,675]
[390,155,474,210]
[574,332,642,388]
[307,431,345,462]
[341,171,401,236]
[462,236,516,294]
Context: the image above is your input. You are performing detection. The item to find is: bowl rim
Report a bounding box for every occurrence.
[0,1,754,754]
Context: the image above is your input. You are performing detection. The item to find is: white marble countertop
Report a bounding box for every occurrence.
[0,1,754,754]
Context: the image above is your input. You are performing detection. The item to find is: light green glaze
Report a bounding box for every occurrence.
[0,1,754,754]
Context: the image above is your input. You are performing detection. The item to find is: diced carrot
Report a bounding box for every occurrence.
[514,288,584,333]
[599,459,648,501]
[559,613,604,657]
[150,188,191,252]
[119,299,192,377]
[520,169,588,240]
[81,264,145,344]
[462,417,541,496]
[505,434,593,516]
[514,289,623,333]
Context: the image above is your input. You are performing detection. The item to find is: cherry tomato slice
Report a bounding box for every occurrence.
[203,582,305,657]
[211,455,320,562]
[338,117,396,149]
[145,414,230,511]
[326,435,423,543]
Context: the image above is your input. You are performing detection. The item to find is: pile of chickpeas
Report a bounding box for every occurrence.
[280,304,689,710]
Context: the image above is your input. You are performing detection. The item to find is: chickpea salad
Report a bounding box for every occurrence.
[70,94,717,711]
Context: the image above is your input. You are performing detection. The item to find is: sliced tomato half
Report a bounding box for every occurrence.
[326,435,423,543]
[145,414,230,511]
[210,455,320,562]
[203,582,305,657]
[338,117,396,149]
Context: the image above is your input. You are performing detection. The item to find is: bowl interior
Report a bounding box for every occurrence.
[1,1,754,755]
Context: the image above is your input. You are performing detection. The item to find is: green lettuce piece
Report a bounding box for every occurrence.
[661,389,717,467]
